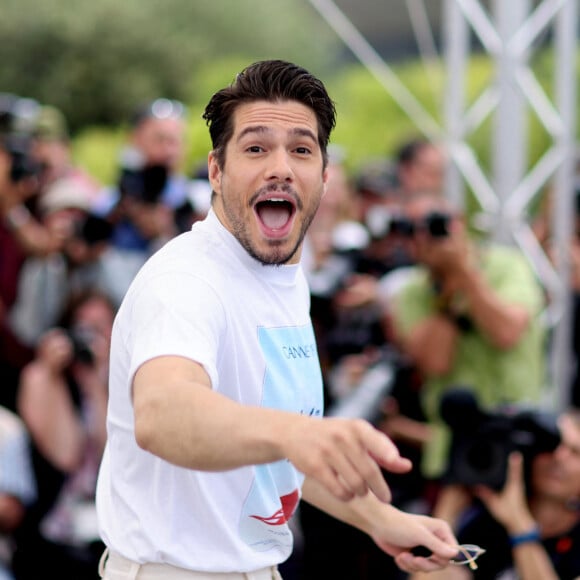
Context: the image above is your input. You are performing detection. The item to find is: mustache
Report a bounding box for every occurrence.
[250,182,303,211]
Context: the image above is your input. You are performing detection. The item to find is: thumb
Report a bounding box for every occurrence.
[420,524,460,561]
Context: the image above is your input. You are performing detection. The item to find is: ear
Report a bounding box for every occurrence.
[207,151,222,195]
[321,166,329,198]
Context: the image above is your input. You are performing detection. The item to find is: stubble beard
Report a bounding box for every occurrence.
[223,183,320,266]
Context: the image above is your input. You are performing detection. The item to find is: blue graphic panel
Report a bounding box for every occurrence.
[239,323,323,552]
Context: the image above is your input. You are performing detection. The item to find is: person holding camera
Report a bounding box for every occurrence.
[0,107,52,411]
[12,289,114,579]
[409,408,580,579]
[6,177,123,352]
[388,192,547,486]
[93,97,195,260]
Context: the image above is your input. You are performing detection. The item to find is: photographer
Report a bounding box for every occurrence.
[7,177,120,349]
[13,290,114,579]
[0,96,49,410]
[410,408,580,579]
[0,95,77,259]
[389,192,547,484]
[94,98,195,258]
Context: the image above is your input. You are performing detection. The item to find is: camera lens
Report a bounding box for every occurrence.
[425,211,450,237]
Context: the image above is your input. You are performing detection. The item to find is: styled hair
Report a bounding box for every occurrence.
[202,60,336,169]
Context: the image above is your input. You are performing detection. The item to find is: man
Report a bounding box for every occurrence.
[95,60,458,579]
[30,104,101,199]
[93,97,193,253]
[389,192,546,480]
[394,138,447,198]
[410,409,580,579]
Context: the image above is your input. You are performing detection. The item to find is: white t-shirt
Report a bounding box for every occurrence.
[96,210,324,573]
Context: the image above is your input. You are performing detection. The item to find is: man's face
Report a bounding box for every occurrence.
[132,117,185,171]
[532,415,580,501]
[400,145,446,196]
[208,100,328,266]
[31,139,70,188]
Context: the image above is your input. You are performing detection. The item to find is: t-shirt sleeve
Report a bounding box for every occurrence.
[484,247,545,315]
[391,272,435,338]
[124,270,226,390]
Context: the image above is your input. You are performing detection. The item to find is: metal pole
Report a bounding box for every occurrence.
[443,0,469,210]
[550,0,578,410]
[491,0,530,244]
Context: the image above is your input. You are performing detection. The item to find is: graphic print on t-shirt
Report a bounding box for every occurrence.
[239,324,323,552]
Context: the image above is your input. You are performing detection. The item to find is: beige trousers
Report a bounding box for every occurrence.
[99,549,283,580]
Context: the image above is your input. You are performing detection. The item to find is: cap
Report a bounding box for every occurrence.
[32,106,69,141]
[39,177,93,215]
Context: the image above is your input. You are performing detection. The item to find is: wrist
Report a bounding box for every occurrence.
[509,525,541,548]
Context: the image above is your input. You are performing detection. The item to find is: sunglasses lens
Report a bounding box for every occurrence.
[451,544,485,565]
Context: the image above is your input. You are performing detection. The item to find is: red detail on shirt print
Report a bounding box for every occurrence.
[249,489,300,526]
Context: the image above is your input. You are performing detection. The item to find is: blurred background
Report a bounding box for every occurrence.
[1,3,580,579]
[1,0,577,183]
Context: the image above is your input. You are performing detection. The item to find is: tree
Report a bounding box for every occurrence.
[0,0,338,133]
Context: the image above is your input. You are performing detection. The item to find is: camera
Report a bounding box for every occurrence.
[422,211,450,237]
[67,326,97,366]
[2,134,42,183]
[72,214,114,246]
[389,211,451,238]
[440,388,560,490]
[117,147,168,204]
[0,94,43,184]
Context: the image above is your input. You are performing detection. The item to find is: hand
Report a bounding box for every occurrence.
[432,483,472,524]
[333,274,379,308]
[474,452,536,534]
[284,416,412,503]
[414,227,471,282]
[370,505,460,574]
[36,328,74,374]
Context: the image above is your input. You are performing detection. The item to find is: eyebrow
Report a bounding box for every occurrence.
[236,126,318,144]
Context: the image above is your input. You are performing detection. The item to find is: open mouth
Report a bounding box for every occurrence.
[254,196,297,238]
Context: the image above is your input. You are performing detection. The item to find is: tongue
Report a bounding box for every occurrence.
[258,204,291,230]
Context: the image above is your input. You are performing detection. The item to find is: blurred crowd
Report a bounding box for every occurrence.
[1,93,580,580]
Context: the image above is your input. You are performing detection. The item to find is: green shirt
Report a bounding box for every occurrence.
[392,244,547,477]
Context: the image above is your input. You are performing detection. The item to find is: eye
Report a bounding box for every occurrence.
[246,145,263,153]
[294,146,312,155]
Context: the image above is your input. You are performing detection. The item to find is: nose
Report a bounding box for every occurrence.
[265,148,294,182]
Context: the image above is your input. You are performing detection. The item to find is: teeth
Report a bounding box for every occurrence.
[268,198,285,202]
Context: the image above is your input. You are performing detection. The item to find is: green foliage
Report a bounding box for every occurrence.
[5,1,573,187]
[0,0,338,133]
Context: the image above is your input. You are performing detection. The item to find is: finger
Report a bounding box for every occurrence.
[324,444,371,498]
[325,433,393,502]
[506,452,524,483]
[394,552,451,574]
[313,464,356,502]
[365,429,412,474]
[344,451,393,502]
[414,520,460,561]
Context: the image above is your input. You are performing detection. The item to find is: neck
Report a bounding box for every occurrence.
[531,496,580,536]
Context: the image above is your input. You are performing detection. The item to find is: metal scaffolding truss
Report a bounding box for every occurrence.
[308,0,578,409]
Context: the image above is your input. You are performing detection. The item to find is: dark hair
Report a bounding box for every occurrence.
[202,60,336,169]
[129,98,186,128]
[58,289,116,331]
[395,138,433,167]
